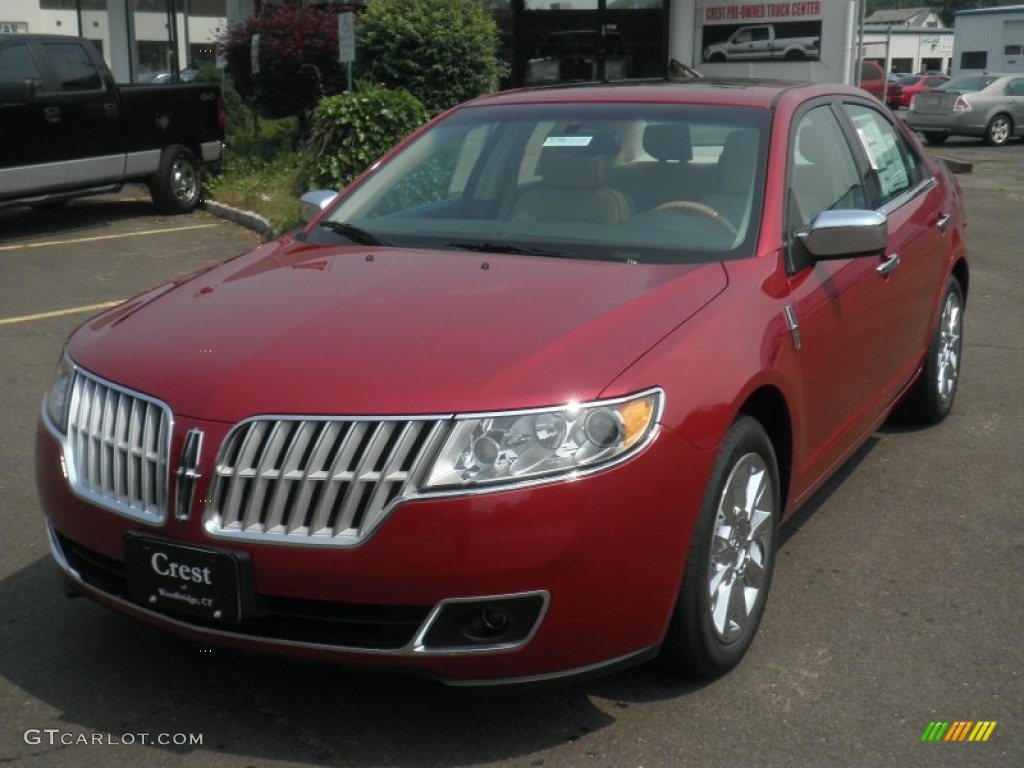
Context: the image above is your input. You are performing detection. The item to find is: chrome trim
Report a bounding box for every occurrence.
[204,415,455,548]
[412,591,551,654]
[175,428,204,521]
[783,305,801,351]
[46,532,550,660]
[43,360,173,525]
[443,646,659,688]
[876,252,901,276]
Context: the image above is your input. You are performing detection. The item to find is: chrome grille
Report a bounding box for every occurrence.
[65,369,171,524]
[205,417,452,546]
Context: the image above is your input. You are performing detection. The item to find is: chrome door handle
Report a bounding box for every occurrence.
[936,213,952,233]
[876,253,901,276]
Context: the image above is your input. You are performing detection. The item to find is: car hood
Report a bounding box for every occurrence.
[68,240,727,422]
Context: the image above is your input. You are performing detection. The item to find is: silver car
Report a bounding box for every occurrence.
[905,73,1024,146]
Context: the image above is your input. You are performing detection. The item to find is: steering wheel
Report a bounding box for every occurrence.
[655,200,738,238]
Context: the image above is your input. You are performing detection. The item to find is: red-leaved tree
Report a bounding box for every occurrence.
[222,2,349,120]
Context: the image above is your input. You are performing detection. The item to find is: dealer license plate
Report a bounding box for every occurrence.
[125,535,243,624]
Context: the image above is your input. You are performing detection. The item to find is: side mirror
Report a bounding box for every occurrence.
[0,78,35,105]
[797,209,887,260]
[299,189,339,224]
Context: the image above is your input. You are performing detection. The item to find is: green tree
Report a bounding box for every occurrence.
[356,0,503,114]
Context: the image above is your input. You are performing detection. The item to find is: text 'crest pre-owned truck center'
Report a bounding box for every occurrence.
[0,34,224,213]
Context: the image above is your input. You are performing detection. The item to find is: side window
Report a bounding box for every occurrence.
[41,43,102,92]
[1008,78,1024,96]
[788,105,864,234]
[0,44,43,84]
[842,103,927,205]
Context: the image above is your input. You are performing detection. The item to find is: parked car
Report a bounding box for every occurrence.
[887,74,949,109]
[0,35,223,213]
[906,73,1024,146]
[703,24,819,61]
[859,60,887,99]
[526,30,629,85]
[37,79,968,686]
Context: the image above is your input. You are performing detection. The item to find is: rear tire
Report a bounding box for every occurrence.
[923,132,948,145]
[659,416,780,678]
[150,144,201,214]
[984,114,1012,147]
[898,276,964,424]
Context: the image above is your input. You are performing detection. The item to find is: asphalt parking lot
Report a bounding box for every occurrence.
[1,138,1022,767]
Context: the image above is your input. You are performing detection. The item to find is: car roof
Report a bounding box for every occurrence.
[462,79,863,110]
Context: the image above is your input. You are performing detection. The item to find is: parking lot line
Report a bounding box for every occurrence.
[0,223,217,253]
[0,300,123,326]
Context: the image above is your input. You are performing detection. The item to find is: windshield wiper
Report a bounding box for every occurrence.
[319,220,392,247]
[445,241,574,258]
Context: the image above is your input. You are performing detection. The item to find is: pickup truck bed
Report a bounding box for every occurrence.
[0,34,224,213]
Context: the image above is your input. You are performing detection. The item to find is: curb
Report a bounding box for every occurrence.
[201,199,279,240]
[930,154,973,174]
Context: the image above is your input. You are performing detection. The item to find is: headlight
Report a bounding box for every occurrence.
[44,355,75,432]
[423,389,662,490]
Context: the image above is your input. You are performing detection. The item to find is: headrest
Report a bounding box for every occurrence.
[644,123,692,162]
[537,131,618,188]
[797,125,827,164]
[719,130,759,194]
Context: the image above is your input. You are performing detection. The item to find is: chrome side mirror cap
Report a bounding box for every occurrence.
[299,190,339,224]
[797,209,888,260]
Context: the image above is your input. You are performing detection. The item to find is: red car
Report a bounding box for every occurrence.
[37,80,968,685]
[887,74,950,109]
[858,60,887,99]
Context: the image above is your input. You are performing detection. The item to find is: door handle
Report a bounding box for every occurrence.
[876,253,901,276]
[936,213,952,233]
[43,106,61,124]
[103,102,120,117]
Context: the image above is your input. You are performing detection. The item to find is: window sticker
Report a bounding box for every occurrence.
[851,113,909,197]
[543,136,594,147]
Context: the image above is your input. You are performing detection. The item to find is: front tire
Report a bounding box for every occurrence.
[660,416,780,678]
[150,144,201,214]
[898,276,964,424]
[984,114,1012,147]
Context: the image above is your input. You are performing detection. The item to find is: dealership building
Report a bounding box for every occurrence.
[0,1,969,86]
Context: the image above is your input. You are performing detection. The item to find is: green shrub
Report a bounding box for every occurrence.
[307,83,428,191]
[357,0,503,114]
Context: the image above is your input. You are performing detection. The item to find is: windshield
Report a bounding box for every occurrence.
[940,75,998,92]
[317,102,770,265]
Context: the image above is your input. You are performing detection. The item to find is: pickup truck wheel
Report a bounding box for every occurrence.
[150,145,201,214]
[659,416,779,678]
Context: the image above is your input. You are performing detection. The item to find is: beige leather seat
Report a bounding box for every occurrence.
[509,139,631,224]
[700,129,759,229]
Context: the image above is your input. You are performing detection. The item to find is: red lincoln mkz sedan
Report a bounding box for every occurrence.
[37,79,968,685]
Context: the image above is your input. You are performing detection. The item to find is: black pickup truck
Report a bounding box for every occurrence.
[0,34,224,213]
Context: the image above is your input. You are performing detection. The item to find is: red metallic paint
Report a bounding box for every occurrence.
[36,80,969,684]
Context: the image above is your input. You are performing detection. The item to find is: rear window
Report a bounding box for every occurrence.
[941,75,998,92]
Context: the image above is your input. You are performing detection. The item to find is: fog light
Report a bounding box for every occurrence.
[417,592,548,652]
[460,605,512,642]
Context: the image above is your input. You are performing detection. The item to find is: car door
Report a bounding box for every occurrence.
[37,39,124,186]
[782,103,898,482]
[0,39,64,196]
[1006,77,1024,134]
[840,102,951,393]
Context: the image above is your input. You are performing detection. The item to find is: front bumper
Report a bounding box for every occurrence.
[37,414,712,685]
